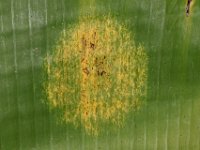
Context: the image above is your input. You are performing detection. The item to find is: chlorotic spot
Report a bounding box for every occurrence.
[44,15,148,136]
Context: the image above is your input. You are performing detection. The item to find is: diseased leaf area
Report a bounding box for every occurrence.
[44,16,148,135]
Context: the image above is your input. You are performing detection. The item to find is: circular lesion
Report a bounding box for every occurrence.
[44,16,148,135]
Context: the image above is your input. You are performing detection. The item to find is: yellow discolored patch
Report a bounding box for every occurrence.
[44,15,148,135]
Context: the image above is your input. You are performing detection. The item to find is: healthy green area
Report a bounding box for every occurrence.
[0,0,200,149]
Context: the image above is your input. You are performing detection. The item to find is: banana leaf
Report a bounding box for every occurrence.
[0,0,200,149]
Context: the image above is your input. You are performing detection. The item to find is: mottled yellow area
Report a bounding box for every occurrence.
[44,15,148,135]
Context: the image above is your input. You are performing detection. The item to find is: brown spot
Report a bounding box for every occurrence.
[97,70,106,76]
[92,32,97,39]
[81,58,85,62]
[186,0,192,16]
[90,42,95,49]
[83,67,90,75]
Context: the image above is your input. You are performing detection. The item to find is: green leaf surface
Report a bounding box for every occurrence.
[0,0,200,149]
